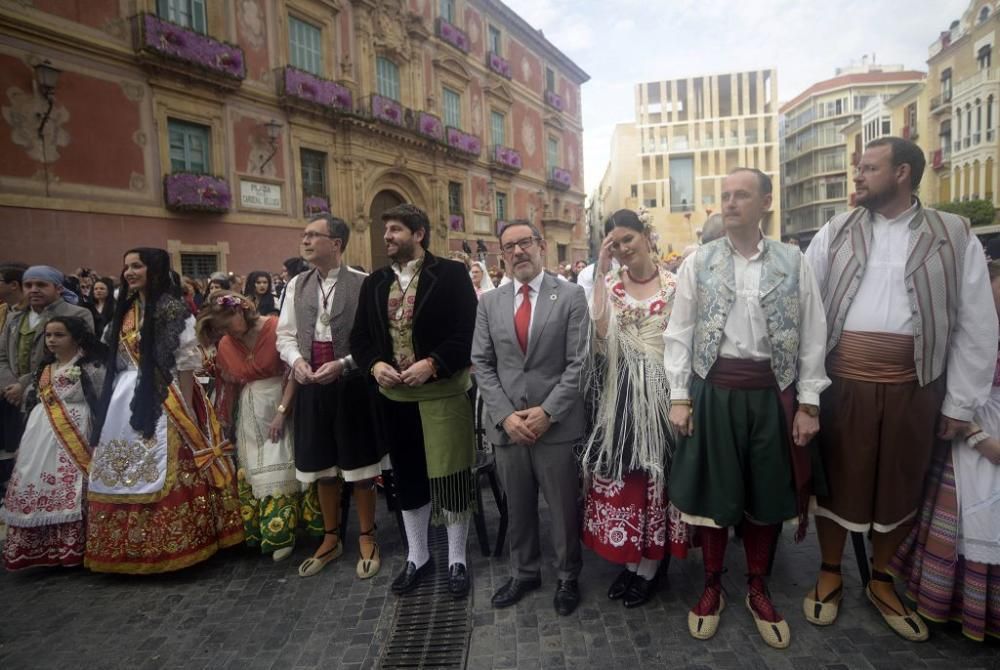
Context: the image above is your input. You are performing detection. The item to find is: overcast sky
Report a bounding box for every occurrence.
[501,0,972,193]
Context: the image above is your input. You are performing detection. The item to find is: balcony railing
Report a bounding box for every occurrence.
[487,52,512,79]
[436,17,469,53]
[491,145,522,172]
[370,94,404,127]
[989,129,996,142]
[953,67,1000,98]
[545,89,565,112]
[416,111,445,142]
[548,166,571,190]
[446,127,481,157]
[164,173,231,213]
[280,66,353,114]
[975,132,982,144]
[135,13,245,89]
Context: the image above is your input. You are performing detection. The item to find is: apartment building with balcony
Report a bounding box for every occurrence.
[926,0,1000,213]
[595,70,780,250]
[780,64,924,244]
[0,0,589,275]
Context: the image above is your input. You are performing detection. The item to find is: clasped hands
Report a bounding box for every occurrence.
[293,358,344,385]
[503,407,551,446]
[373,359,434,388]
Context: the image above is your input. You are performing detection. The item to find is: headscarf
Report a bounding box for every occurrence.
[23,265,79,305]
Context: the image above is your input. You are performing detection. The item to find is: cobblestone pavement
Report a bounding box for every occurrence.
[1,494,999,669]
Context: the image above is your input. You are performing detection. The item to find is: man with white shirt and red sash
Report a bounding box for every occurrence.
[665,168,830,649]
[803,137,997,641]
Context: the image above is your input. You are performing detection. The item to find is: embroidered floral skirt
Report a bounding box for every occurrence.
[84,428,245,574]
[582,470,689,564]
[3,521,85,571]
[237,472,323,553]
[890,449,1000,641]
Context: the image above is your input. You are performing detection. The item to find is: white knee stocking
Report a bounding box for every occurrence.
[446,517,469,567]
[401,503,431,567]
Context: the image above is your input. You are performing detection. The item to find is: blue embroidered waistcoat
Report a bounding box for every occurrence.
[692,237,802,390]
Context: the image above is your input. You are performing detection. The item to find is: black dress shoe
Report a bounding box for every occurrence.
[608,568,635,600]
[391,558,433,594]
[553,579,580,616]
[623,574,658,608]
[491,577,542,608]
[448,563,470,598]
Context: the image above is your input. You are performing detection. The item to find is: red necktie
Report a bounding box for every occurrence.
[515,283,532,354]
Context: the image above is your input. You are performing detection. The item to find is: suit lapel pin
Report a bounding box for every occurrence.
[549,293,557,301]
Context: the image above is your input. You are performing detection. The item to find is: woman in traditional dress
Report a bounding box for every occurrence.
[196,291,317,561]
[469,261,495,298]
[1,317,105,570]
[889,259,1000,641]
[580,209,688,608]
[85,248,243,574]
[243,271,278,316]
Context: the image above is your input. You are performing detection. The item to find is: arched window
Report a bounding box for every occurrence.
[978,44,992,70]
[979,5,990,23]
[376,57,401,101]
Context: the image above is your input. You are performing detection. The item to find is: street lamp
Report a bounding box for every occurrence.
[34,60,61,139]
[258,119,283,174]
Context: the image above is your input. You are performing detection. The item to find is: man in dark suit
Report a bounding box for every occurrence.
[471,220,589,616]
[350,204,479,598]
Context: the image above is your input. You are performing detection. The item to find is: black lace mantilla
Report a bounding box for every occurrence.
[129,294,188,437]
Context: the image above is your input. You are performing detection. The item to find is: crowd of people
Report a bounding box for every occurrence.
[0,137,997,649]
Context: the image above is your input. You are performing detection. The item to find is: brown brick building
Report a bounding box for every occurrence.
[0,0,589,276]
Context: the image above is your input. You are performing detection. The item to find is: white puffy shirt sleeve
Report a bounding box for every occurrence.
[795,255,831,405]
[663,253,698,400]
[175,316,201,372]
[276,274,303,368]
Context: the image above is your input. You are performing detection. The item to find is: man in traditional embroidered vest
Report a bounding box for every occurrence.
[664,168,830,649]
[472,220,589,616]
[350,203,479,598]
[276,214,387,578]
[0,266,93,487]
[803,137,997,641]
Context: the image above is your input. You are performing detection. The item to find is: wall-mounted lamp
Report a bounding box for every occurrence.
[34,60,61,140]
[258,119,283,174]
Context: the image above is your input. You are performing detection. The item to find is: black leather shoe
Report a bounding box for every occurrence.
[391,558,433,594]
[554,579,580,616]
[608,568,635,600]
[623,574,658,608]
[448,563,470,598]
[491,577,542,608]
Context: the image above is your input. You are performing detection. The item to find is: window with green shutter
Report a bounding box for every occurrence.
[158,0,206,33]
[448,181,463,214]
[547,136,560,169]
[168,118,211,173]
[440,0,455,23]
[443,87,462,128]
[289,16,323,75]
[300,149,327,197]
[488,25,502,55]
[376,57,401,101]
[495,192,507,221]
[491,111,506,146]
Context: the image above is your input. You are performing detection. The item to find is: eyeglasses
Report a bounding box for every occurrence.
[501,237,541,254]
[301,231,333,241]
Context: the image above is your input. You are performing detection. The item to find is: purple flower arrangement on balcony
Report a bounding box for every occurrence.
[545,89,565,112]
[449,214,465,232]
[436,17,470,53]
[304,195,330,216]
[446,127,482,157]
[487,52,512,79]
[283,67,353,113]
[139,13,245,81]
[492,145,523,171]
[371,94,404,127]
[549,167,572,190]
[164,173,231,213]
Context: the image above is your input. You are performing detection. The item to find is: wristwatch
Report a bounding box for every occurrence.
[798,403,819,417]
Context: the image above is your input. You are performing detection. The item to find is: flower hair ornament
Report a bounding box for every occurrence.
[215,294,246,309]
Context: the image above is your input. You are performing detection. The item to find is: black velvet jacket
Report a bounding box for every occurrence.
[350,251,478,380]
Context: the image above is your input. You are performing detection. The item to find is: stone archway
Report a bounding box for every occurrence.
[369,189,405,271]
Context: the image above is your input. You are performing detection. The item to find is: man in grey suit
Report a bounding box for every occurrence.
[471,220,588,616]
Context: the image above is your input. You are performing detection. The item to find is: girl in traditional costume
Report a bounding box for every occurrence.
[890,259,1000,641]
[85,248,243,574]
[581,209,688,608]
[197,291,318,562]
[1,316,105,570]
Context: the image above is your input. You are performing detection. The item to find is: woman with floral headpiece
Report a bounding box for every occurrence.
[580,209,688,608]
[85,248,243,574]
[197,290,318,561]
[1,316,106,570]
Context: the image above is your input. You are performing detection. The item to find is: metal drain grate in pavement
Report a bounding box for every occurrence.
[379,527,471,669]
